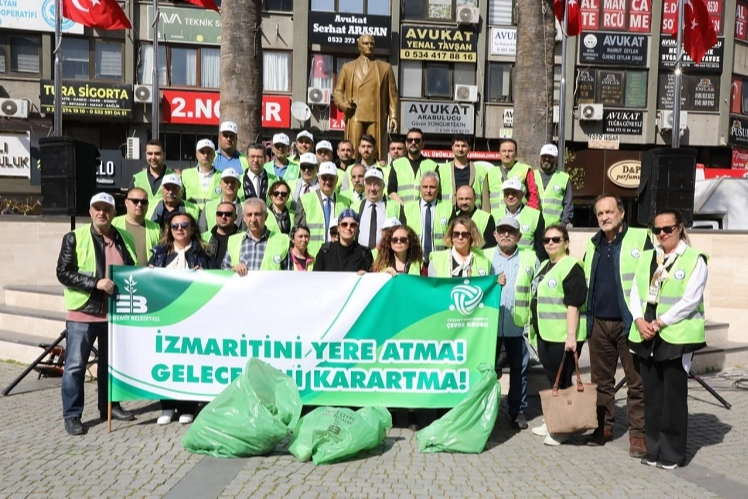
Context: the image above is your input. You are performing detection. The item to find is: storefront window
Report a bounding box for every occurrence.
[201,48,220,88]
[312,0,389,13]
[170,47,197,86]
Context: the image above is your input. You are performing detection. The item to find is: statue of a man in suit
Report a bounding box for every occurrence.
[333,35,399,163]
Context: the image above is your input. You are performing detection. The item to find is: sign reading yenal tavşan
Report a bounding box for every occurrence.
[400,25,478,62]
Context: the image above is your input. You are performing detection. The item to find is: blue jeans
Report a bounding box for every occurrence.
[498,336,529,417]
[62,321,109,419]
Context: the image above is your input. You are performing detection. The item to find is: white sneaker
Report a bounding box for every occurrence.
[532,422,549,437]
[179,413,194,424]
[543,433,569,446]
[157,409,175,425]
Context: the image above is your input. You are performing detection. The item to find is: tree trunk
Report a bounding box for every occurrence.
[220,0,263,152]
[513,0,556,166]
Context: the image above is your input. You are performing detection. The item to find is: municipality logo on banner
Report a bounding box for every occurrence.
[450,281,484,315]
[115,275,148,314]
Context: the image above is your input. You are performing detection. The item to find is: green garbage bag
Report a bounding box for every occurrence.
[417,363,500,454]
[289,406,392,465]
[182,358,301,458]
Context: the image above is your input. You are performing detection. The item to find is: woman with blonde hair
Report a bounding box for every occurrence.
[427,216,491,277]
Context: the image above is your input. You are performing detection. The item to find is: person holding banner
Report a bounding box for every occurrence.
[427,216,491,278]
[286,225,314,271]
[372,224,424,276]
[529,224,587,446]
[314,209,373,273]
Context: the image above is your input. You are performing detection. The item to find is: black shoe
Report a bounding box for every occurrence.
[102,406,136,421]
[640,458,658,467]
[512,413,529,430]
[64,417,86,435]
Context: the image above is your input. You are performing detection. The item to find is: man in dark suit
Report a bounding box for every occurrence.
[242,143,269,201]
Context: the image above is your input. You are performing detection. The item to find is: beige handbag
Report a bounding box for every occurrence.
[540,351,598,434]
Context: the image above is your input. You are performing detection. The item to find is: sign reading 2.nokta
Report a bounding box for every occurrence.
[161,90,291,129]
[400,25,478,62]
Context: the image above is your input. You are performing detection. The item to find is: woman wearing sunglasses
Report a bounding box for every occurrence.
[313,209,373,273]
[529,223,587,446]
[148,212,211,425]
[427,216,491,277]
[266,179,293,235]
[628,209,707,470]
[286,224,314,271]
[372,224,425,276]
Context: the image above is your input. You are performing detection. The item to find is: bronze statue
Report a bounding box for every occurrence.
[333,35,399,163]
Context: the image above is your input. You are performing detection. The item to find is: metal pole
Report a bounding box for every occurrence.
[151,0,160,140]
[672,0,684,147]
[53,0,62,136]
[557,1,568,171]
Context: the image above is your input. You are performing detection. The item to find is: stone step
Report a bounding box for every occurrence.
[4,285,65,314]
[0,329,66,365]
[0,304,66,340]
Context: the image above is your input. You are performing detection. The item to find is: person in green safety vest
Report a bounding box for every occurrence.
[388,128,438,206]
[289,153,320,210]
[372,224,424,276]
[427,216,491,277]
[440,134,487,209]
[315,140,334,165]
[203,201,239,268]
[334,140,356,189]
[449,185,496,249]
[529,223,588,447]
[214,121,249,174]
[628,209,708,470]
[146,174,200,228]
[264,133,300,183]
[340,134,381,191]
[128,139,177,200]
[341,164,367,203]
[241,143,270,202]
[199,168,245,234]
[111,187,160,266]
[535,143,574,227]
[289,130,314,163]
[497,177,546,259]
[181,138,222,212]
[388,136,406,164]
[56,192,137,435]
[481,138,540,212]
[221,198,289,273]
[400,171,451,263]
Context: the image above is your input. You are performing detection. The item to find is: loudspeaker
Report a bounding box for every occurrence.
[637,147,697,227]
[39,137,99,216]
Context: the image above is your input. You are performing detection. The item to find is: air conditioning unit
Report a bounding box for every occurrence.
[659,110,688,130]
[553,105,559,124]
[0,98,29,119]
[134,85,152,104]
[454,84,479,103]
[457,4,479,24]
[579,103,603,121]
[307,87,331,105]
[126,137,141,160]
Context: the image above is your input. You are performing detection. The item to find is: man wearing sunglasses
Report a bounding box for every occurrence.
[388,128,438,206]
[203,201,239,268]
[534,143,574,227]
[146,174,200,228]
[199,168,245,234]
[289,153,320,209]
[181,139,222,213]
[482,138,540,213]
[449,185,496,249]
[498,177,546,259]
[289,130,314,162]
[242,143,270,202]
[583,194,652,457]
[112,187,160,266]
[214,121,249,174]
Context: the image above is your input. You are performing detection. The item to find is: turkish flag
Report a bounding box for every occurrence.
[182,0,220,12]
[62,0,131,30]
[554,0,582,37]
[683,0,718,64]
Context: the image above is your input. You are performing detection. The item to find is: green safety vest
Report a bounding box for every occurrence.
[471,209,490,243]
[532,256,587,343]
[534,170,569,226]
[111,216,161,262]
[132,168,178,200]
[213,153,249,174]
[264,159,300,184]
[391,156,438,202]
[377,261,422,276]
[629,247,707,345]
[180,167,223,210]
[430,248,492,277]
[225,230,289,271]
[403,200,452,255]
[299,192,351,258]
[484,247,537,327]
[63,225,137,311]
[498,206,540,250]
[145,199,200,223]
[351,198,402,220]
[486,162,532,216]
[583,227,650,309]
[439,161,486,208]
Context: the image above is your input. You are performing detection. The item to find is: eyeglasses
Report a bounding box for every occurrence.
[127,198,148,205]
[391,237,409,244]
[406,137,422,144]
[652,224,679,235]
[171,222,191,230]
[453,231,471,239]
[543,236,563,244]
[271,191,289,198]
[299,165,316,171]
[495,227,517,235]
[216,211,235,218]
[339,222,358,229]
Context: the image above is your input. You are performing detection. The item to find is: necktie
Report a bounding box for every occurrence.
[303,183,310,194]
[323,197,332,241]
[252,175,260,197]
[368,203,378,248]
[424,202,433,261]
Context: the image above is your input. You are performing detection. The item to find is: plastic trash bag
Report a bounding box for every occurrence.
[417,363,500,454]
[289,406,392,465]
[182,358,302,458]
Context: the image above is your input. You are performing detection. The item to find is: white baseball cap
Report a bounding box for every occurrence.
[299,152,318,165]
[221,168,241,181]
[219,121,238,134]
[318,161,337,177]
[273,133,290,146]
[364,168,384,182]
[162,174,182,188]
[90,192,115,208]
[296,130,314,142]
[502,177,523,192]
[196,138,215,151]
[540,143,558,157]
[316,140,333,152]
[383,217,401,229]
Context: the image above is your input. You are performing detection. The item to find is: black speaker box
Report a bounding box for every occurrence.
[39,137,99,216]
[637,147,697,227]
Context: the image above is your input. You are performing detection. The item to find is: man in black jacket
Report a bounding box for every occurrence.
[56,193,138,435]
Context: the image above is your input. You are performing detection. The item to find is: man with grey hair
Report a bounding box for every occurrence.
[400,170,451,262]
[221,198,289,274]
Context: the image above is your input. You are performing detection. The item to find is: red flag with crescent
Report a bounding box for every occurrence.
[62,0,132,30]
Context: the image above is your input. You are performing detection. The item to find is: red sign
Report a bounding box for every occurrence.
[580,0,651,33]
[329,102,345,132]
[731,148,748,169]
[662,0,723,35]
[732,78,743,115]
[162,91,291,128]
[737,1,748,40]
[698,165,748,178]
[420,150,501,160]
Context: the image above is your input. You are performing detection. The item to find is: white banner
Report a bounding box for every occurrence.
[0,0,84,34]
[401,101,475,135]
[490,27,516,56]
[0,133,31,178]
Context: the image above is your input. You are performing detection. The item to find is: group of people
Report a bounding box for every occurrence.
[57,123,708,472]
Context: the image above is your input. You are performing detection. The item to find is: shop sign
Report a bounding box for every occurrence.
[659,37,724,72]
[401,101,475,135]
[699,166,748,178]
[40,80,132,119]
[729,115,748,146]
[400,25,478,62]
[579,32,647,66]
[421,150,501,160]
[146,6,221,45]
[503,108,513,127]
[309,11,390,47]
[607,159,641,188]
[490,28,516,56]
[162,91,291,129]
[580,0,652,33]
[0,133,31,178]
[731,147,748,169]
[329,102,345,131]
[657,74,720,112]
[603,110,643,135]
[0,0,83,34]
[588,134,620,149]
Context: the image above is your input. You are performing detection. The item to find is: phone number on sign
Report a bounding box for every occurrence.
[326,36,356,44]
[400,50,476,62]
[43,107,131,117]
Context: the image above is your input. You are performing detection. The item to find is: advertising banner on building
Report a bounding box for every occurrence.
[400,25,478,62]
[421,150,501,161]
[146,6,221,45]
[490,27,516,56]
[662,0,723,35]
[401,101,475,135]
[40,81,133,118]
[0,133,31,178]
[580,0,652,32]
[729,115,748,146]
[162,91,291,129]
[603,110,643,135]
[109,269,499,408]
[731,148,748,169]
[579,32,648,66]
[657,74,720,112]
[0,0,83,34]
[309,11,391,47]
[659,37,724,72]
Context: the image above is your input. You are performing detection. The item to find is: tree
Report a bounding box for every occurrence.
[513,0,556,165]
[220,0,263,152]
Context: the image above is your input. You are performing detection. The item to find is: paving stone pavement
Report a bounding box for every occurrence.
[1,361,747,498]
